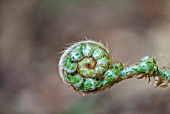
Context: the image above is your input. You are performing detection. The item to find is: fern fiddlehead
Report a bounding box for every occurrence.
[59,40,170,95]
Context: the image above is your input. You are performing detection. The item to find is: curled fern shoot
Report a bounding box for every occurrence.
[59,40,170,95]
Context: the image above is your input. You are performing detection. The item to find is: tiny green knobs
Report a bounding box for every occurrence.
[59,40,112,94]
[59,40,170,95]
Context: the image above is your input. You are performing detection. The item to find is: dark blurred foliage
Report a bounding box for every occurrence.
[1,0,170,114]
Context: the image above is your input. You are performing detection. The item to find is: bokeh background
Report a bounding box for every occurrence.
[1,0,170,114]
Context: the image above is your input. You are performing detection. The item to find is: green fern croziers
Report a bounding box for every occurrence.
[59,40,170,95]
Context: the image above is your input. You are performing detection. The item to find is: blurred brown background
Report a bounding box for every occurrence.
[1,0,170,114]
